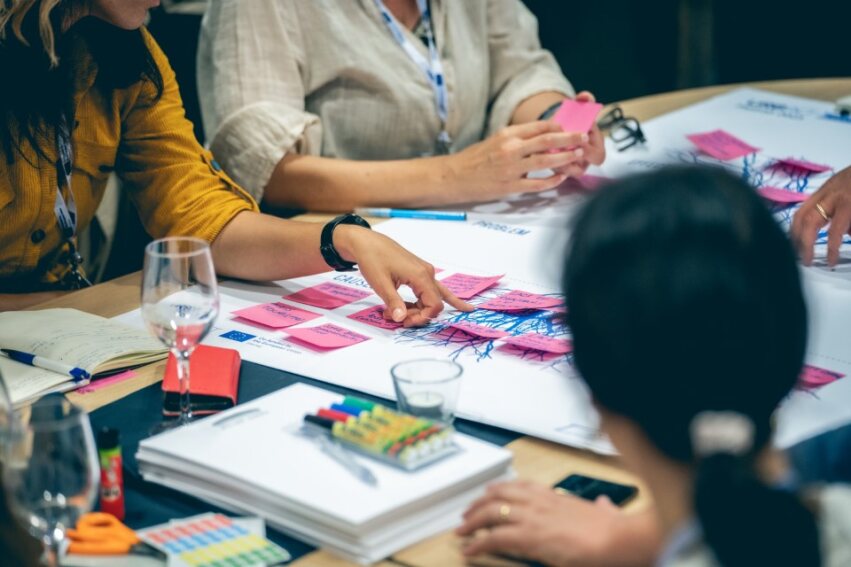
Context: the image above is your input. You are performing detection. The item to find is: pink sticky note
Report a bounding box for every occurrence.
[286,323,370,350]
[75,370,137,395]
[577,174,611,190]
[446,321,510,339]
[775,158,831,174]
[504,333,573,354]
[440,273,504,300]
[686,130,760,161]
[284,282,371,309]
[757,186,809,205]
[553,100,604,134]
[347,305,403,331]
[478,290,564,312]
[798,364,845,390]
[232,302,321,328]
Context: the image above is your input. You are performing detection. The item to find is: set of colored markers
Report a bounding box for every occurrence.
[303,396,458,470]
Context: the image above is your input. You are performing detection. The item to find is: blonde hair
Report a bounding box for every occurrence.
[0,0,66,66]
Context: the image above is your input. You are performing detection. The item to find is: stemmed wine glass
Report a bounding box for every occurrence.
[3,394,99,567]
[141,237,219,430]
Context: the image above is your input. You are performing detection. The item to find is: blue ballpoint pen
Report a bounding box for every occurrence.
[0,349,91,381]
[354,207,466,221]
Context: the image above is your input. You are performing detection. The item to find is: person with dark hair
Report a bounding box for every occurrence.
[0,0,471,325]
[457,167,851,566]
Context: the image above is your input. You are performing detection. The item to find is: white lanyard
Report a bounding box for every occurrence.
[374,0,452,154]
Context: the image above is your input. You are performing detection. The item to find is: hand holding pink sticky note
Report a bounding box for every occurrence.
[686,129,759,161]
[552,99,604,134]
[284,282,371,310]
[286,323,370,350]
[478,290,564,312]
[440,273,504,300]
[756,186,809,205]
[504,333,573,354]
[232,302,321,328]
[347,305,403,331]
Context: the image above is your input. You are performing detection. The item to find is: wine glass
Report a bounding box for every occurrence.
[141,237,219,430]
[3,394,99,567]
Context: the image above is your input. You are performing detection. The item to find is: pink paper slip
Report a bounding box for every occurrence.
[286,323,370,350]
[757,186,809,205]
[504,334,573,354]
[75,370,137,395]
[440,273,504,299]
[232,302,321,328]
[774,158,831,173]
[577,174,611,190]
[553,100,604,134]
[446,321,509,339]
[798,365,845,390]
[686,130,760,161]
[478,290,564,312]
[284,282,371,310]
[347,305,403,331]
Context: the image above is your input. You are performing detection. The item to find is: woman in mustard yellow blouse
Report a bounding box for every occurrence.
[0,0,469,325]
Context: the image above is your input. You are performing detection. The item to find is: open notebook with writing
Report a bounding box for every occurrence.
[0,308,167,406]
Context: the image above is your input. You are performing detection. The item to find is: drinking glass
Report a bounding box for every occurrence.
[391,359,463,423]
[3,395,99,567]
[141,237,219,430]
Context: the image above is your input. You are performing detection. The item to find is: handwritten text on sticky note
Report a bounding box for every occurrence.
[756,186,809,205]
[284,282,371,310]
[686,130,760,161]
[504,333,572,354]
[286,324,370,350]
[232,302,321,328]
[478,290,564,312]
[774,158,831,174]
[347,305,403,331]
[440,273,503,299]
[446,321,509,339]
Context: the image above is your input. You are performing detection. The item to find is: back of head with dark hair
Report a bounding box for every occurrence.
[563,166,820,567]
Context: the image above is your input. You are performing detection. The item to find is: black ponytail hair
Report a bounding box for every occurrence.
[563,166,820,567]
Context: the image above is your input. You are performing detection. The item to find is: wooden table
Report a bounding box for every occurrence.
[33,78,851,566]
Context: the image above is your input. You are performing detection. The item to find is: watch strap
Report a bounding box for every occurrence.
[320,214,371,272]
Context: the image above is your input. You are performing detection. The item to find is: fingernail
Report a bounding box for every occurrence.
[574,148,584,157]
[392,307,405,322]
[581,133,590,143]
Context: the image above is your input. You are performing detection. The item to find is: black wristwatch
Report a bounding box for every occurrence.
[320,213,371,272]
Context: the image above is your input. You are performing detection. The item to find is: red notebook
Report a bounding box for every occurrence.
[162,345,241,416]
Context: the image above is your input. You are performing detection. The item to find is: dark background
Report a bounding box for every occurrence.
[106,0,851,280]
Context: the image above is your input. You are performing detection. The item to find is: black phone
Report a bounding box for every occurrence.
[553,473,638,506]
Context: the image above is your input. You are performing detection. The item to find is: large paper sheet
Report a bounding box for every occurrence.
[118,220,612,453]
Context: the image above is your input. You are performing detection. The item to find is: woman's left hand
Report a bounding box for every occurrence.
[456,480,654,567]
[552,91,607,178]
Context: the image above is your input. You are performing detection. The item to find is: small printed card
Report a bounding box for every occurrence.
[504,333,573,354]
[756,186,809,205]
[445,321,510,339]
[774,157,831,173]
[232,302,321,328]
[347,305,403,331]
[284,282,371,310]
[686,129,760,161]
[440,273,504,300]
[286,323,371,350]
[478,290,564,312]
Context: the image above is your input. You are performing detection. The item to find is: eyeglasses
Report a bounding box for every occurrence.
[597,106,646,152]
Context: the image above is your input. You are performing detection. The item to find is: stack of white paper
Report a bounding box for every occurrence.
[137,384,513,564]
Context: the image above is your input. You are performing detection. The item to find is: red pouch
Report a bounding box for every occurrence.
[162,345,240,416]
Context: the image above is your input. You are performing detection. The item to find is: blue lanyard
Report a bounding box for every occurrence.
[373,0,452,153]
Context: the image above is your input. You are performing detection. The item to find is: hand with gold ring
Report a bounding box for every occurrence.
[792,165,851,266]
[455,480,661,566]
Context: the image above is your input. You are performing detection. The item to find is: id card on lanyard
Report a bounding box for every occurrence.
[374,0,452,155]
[54,119,92,289]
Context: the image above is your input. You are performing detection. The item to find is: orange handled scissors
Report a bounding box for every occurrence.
[67,512,144,555]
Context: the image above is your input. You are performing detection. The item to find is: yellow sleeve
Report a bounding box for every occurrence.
[116,28,259,243]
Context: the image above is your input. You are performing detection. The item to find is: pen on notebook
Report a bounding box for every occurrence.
[354,207,467,221]
[303,415,378,486]
[0,349,90,381]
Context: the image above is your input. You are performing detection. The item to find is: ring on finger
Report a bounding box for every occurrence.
[498,503,512,523]
[816,202,830,222]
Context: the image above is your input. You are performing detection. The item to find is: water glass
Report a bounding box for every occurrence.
[391,359,463,423]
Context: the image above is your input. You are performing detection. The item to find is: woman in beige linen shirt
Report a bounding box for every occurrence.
[198,0,606,211]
